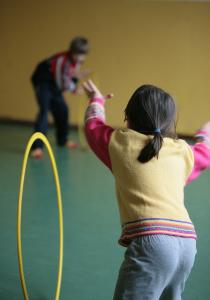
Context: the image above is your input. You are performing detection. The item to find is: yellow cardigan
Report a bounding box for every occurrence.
[109,129,196,246]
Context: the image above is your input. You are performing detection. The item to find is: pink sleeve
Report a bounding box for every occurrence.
[187,131,210,184]
[84,97,114,170]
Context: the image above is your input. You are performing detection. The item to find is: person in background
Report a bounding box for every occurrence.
[31,36,90,158]
[83,80,210,300]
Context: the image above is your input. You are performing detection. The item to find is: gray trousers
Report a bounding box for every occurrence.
[113,235,196,300]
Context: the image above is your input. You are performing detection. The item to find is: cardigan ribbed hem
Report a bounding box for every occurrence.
[119,218,197,247]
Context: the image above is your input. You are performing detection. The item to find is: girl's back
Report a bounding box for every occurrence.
[109,128,195,246]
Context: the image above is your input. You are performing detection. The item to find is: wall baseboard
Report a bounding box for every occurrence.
[0,117,78,130]
[0,117,194,140]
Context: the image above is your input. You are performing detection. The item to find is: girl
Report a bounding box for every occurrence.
[83,80,210,300]
[31,37,91,158]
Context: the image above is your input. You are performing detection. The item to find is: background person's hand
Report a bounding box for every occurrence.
[72,68,92,80]
[80,69,92,79]
[75,85,85,96]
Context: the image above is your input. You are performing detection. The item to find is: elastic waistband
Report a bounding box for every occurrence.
[119,218,197,247]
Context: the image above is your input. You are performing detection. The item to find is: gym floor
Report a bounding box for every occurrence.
[0,124,210,300]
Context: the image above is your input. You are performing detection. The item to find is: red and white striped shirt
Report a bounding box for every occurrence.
[50,51,79,92]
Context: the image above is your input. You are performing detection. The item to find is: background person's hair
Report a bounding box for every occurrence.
[69,37,89,55]
[125,84,177,163]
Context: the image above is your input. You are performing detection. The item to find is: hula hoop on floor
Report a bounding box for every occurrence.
[17,132,63,300]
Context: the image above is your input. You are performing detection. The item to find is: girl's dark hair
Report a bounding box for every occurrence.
[69,37,89,55]
[125,84,177,163]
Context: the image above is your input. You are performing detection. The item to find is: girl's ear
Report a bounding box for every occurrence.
[124,112,132,128]
[126,119,132,129]
[126,120,131,128]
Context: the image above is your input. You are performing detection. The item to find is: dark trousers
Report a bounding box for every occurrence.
[32,81,69,149]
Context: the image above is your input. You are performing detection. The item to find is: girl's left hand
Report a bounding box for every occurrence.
[83,80,114,100]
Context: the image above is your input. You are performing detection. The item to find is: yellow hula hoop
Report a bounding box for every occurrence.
[17,132,63,300]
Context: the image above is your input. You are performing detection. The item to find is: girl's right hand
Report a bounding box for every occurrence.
[200,121,210,135]
[83,80,114,100]
[196,121,210,148]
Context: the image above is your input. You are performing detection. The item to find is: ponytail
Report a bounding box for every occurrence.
[138,133,163,163]
[125,84,177,163]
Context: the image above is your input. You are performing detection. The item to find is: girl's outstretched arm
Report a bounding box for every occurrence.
[187,122,210,184]
[83,80,114,170]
